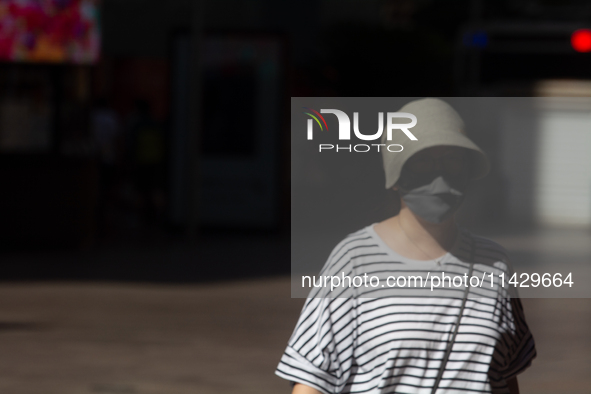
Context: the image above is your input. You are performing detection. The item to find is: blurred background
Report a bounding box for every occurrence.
[0,0,590,393]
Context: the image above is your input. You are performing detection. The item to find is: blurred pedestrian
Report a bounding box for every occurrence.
[90,97,121,237]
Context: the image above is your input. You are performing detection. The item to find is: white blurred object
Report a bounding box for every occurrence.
[535,106,591,227]
[500,95,591,228]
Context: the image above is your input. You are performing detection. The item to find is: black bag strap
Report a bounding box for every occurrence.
[431,234,474,394]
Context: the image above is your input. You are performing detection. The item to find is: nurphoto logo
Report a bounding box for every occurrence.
[303,108,417,152]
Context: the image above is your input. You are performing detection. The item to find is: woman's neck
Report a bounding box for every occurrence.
[397,206,459,252]
[374,205,459,261]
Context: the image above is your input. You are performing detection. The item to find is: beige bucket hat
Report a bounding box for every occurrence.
[382,98,490,189]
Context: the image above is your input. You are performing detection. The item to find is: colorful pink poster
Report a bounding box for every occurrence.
[0,0,100,63]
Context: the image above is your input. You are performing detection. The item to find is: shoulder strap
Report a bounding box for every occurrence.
[431,234,475,394]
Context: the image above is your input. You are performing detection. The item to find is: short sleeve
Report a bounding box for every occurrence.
[497,297,537,380]
[275,296,356,394]
[494,249,537,380]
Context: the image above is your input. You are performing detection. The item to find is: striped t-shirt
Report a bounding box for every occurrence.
[276,224,536,393]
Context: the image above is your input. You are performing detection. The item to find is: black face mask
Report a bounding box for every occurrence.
[397,174,468,224]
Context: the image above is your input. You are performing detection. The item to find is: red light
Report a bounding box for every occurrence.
[571,29,591,52]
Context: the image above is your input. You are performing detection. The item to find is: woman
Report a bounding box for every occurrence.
[276,98,536,393]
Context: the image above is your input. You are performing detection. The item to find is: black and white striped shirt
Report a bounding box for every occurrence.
[276,224,536,393]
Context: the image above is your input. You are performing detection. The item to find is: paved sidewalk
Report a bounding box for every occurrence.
[0,278,303,394]
[0,278,590,393]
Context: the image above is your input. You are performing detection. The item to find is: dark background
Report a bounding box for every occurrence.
[2,0,591,281]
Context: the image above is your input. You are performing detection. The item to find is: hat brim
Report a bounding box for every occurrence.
[384,132,490,189]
